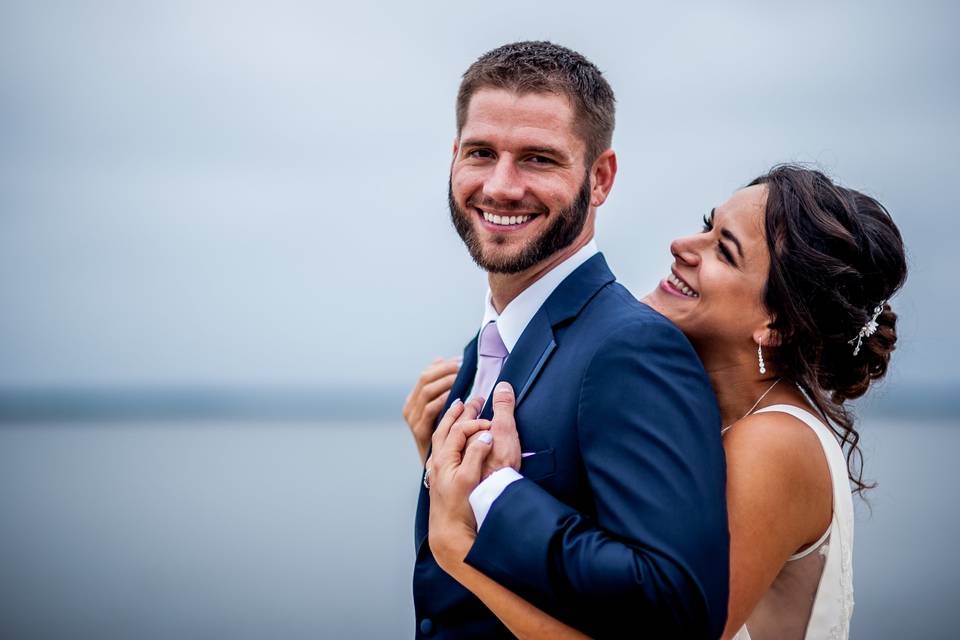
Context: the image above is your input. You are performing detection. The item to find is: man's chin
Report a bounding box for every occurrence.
[472,247,532,274]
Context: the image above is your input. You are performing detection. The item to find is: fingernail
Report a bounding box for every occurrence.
[478,432,493,444]
[452,398,463,407]
[495,381,512,393]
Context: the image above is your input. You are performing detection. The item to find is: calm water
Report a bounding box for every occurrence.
[0,418,956,639]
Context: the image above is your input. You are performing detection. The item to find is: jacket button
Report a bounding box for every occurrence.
[419,618,434,635]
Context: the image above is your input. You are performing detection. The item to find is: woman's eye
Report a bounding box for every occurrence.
[701,214,713,232]
[717,243,734,264]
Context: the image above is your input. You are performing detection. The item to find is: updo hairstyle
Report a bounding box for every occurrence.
[750,165,907,494]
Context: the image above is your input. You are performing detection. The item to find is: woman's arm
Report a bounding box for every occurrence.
[430,403,834,640]
[719,411,833,639]
[433,533,589,640]
[435,409,833,640]
[427,397,589,639]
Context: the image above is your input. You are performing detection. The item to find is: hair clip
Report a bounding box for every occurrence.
[848,300,886,356]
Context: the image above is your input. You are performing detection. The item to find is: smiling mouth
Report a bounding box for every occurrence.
[476,207,540,228]
[666,271,699,298]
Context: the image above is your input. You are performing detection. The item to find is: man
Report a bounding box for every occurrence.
[412,41,729,638]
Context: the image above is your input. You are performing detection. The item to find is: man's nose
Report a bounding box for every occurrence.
[482,157,525,202]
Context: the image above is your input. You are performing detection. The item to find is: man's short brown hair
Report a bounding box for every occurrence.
[456,41,616,166]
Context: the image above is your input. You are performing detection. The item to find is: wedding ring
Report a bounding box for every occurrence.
[423,467,431,489]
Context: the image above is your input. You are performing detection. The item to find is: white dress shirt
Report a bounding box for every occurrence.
[468,239,598,529]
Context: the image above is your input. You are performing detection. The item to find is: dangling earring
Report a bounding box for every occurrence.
[757,341,766,375]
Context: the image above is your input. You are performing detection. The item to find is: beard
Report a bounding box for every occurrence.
[448,172,592,274]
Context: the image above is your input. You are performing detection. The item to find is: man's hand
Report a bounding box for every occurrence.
[403,357,461,463]
[473,381,521,481]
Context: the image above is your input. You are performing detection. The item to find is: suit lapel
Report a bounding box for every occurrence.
[479,253,616,420]
[416,253,616,554]
[480,309,555,420]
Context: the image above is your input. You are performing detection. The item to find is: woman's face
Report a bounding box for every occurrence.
[645,184,773,356]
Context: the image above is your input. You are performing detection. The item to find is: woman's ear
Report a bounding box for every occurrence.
[754,325,782,348]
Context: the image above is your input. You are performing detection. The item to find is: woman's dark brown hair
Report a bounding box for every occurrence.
[750,165,907,495]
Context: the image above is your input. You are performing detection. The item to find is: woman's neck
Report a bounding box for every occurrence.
[699,352,790,427]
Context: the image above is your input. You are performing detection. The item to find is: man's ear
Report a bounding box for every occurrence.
[452,138,460,162]
[589,149,617,207]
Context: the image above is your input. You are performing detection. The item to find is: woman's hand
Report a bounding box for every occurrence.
[403,357,461,463]
[428,396,493,571]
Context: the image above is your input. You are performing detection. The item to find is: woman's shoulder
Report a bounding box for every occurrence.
[724,406,833,542]
[726,407,831,471]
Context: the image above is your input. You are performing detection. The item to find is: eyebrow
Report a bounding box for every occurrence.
[459,139,494,150]
[521,145,568,159]
[720,228,744,259]
[459,139,570,162]
[710,208,744,261]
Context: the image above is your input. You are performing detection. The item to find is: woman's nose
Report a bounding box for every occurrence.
[670,236,701,266]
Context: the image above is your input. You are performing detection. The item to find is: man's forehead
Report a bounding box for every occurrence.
[461,88,582,152]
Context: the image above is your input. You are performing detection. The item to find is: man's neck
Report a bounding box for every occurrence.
[488,232,594,313]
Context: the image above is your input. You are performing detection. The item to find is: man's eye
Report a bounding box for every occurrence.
[528,155,554,164]
[701,214,713,232]
[468,149,494,159]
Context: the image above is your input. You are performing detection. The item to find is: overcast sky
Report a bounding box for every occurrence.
[1,0,957,390]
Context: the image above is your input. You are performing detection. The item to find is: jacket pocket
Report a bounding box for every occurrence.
[519,448,556,480]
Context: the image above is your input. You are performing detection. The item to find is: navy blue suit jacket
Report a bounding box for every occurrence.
[413,254,729,639]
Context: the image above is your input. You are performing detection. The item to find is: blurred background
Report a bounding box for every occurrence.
[1,1,957,637]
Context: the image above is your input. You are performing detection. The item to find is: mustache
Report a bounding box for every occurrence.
[465,194,548,214]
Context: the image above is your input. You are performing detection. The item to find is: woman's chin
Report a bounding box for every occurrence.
[642,288,672,318]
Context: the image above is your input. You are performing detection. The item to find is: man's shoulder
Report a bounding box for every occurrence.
[581,281,685,340]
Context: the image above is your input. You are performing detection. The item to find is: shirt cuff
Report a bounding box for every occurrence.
[469,467,523,530]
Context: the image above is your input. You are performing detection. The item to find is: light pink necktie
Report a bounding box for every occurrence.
[473,321,509,402]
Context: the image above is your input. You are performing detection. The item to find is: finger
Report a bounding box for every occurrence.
[402,390,413,421]
[422,391,451,426]
[420,360,461,388]
[422,372,458,402]
[446,419,492,452]
[460,396,482,422]
[491,382,516,427]
[458,431,494,485]
[432,398,465,451]
[465,395,485,416]
[409,361,451,410]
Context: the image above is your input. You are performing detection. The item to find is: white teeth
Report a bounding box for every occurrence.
[482,210,532,226]
[668,273,699,298]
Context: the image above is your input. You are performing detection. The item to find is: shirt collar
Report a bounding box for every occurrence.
[478,239,599,354]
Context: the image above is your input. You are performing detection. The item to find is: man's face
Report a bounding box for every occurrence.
[449,88,592,274]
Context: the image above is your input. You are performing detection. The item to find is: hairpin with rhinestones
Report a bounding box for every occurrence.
[848,300,886,356]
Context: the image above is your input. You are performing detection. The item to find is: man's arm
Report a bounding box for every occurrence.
[463,319,729,638]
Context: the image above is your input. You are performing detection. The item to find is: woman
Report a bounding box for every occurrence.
[404,165,907,638]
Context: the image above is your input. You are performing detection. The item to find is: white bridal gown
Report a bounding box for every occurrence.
[730,404,855,640]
